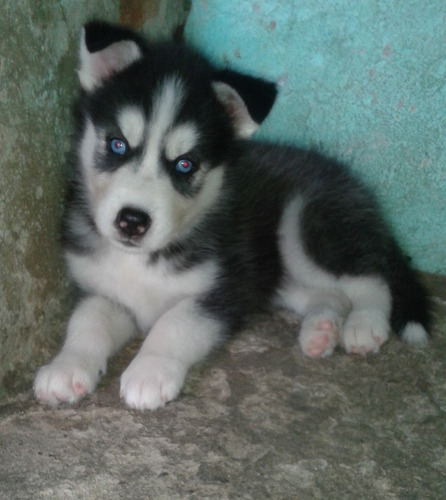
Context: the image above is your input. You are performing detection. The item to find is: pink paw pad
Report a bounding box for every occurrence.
[306,333,331,357]
[302,320,339,358]
[373,335,384,345]
[73,382,87,396]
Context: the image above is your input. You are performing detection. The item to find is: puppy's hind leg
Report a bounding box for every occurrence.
[279,287,352,358]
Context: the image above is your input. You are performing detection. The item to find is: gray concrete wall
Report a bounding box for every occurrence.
[0,1,190,397]
[0,1,120,396]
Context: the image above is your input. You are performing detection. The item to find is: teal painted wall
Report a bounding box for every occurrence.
[185,0,446,274]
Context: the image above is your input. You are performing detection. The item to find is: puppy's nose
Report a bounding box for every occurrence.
[115,207,151,238]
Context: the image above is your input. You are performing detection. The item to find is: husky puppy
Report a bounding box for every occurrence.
[34,22,429,410]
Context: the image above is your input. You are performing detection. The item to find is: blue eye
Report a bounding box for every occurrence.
[110,138,127,155]
[175,158,194,174]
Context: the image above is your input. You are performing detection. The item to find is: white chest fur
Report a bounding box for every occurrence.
[66,247,217,331]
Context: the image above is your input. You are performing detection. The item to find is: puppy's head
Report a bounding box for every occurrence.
[74,21,277,254]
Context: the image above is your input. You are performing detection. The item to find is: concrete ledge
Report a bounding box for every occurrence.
[1,278,445,499]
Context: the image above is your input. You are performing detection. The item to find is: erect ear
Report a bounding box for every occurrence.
[78,21,145,92]
[212,70,277,138]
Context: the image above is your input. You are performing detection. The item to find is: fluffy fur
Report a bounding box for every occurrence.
[34,22,430,410]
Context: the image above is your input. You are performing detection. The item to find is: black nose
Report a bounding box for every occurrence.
[115,207,151,238]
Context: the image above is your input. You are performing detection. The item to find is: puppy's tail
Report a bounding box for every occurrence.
[388,254,430,347]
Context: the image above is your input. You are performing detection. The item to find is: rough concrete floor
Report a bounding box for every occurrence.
[1,276,445,499]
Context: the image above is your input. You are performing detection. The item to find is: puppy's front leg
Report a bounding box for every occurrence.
[120,298,223,410]
[34,296,135,405]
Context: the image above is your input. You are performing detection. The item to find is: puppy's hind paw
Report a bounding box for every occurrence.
[341,310,389,355]
[299,311,341,358]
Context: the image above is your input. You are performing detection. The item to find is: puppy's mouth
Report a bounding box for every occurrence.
[119,238,141,248]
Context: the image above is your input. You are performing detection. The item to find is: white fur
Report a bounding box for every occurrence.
[277,196,392,357]
[165,123,199,161]
[120,298,223,409]
[402,322,428,347]
[118,106,145,149]
[79,119,102,198]
[67,248,218,332]
[142,77,184,178]
[277,197,339,289]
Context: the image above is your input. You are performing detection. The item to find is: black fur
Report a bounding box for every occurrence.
[84,21,147,54]
[214,69,278,124]
[192,143,430,335]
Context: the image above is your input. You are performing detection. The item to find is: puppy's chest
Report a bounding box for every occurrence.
[67,248,217,330]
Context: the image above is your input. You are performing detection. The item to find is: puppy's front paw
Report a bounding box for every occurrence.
[120,355,186,410]
[34,353,102,405]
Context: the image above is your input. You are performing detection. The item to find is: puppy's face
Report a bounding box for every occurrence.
[74,22,276,254]
[80,74,227,253]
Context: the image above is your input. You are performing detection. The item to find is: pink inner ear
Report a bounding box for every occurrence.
[79,35,142,92]
[94,55,113,82]
[212,82,259,138]
[223,92,245,121]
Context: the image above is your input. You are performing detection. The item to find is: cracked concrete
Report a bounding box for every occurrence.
[1,277,445,499]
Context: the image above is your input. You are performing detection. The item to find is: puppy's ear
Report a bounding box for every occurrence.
[78,21,145,92]
[213,70,277,138]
